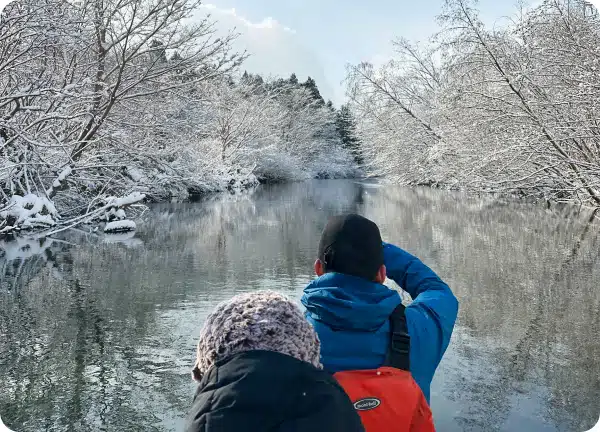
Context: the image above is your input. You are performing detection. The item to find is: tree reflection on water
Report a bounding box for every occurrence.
[1,180,599,431]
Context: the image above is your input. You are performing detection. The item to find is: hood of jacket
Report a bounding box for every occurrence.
[185,350,364,432]
[301,272,401,332]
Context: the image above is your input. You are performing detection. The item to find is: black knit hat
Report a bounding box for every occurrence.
[318,214,384,280]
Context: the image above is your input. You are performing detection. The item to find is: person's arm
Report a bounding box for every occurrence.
[384,242,454,302]
[383,242,458,369]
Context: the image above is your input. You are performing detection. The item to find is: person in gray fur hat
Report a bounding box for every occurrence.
[185,290,365,432]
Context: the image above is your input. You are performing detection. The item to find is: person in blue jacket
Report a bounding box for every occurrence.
[301,214,459,404]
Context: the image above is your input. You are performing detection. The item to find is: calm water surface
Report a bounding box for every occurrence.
[1,180,599,431]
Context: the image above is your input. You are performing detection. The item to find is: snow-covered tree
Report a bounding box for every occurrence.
[346,0,600,205]
[336,104,363,166]
[196,77,356,183]
[0,0,359,235]
[0,0,242,233]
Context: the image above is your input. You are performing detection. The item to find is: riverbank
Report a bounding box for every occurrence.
[5,169,598,243]
[391,178,600,212]
[0,166,362,240]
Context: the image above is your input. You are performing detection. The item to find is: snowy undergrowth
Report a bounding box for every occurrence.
[310,147,362,180]
[0,195,59,233]
[0,146,352,238]
[0,191,145,237]
[252,152,311,183]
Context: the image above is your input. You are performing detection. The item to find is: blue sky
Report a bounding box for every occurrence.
[200,0,527,104]
[1,0,599,103]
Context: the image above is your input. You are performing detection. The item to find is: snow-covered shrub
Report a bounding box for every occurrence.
[93,192,145,230]
[0,195,59,233]
[309,145,361,179]
[253,150,311,183]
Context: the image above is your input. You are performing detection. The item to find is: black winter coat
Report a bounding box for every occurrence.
[185,350,365,432]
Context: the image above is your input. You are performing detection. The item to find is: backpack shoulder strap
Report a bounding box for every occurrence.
[383,303,410,371]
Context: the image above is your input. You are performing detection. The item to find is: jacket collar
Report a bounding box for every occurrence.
[302,272,401,332]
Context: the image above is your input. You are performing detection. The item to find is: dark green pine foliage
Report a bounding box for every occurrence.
[302,77,325,106]
[241,71,265,88]
[252,74,264,86]
[336,104,363,165]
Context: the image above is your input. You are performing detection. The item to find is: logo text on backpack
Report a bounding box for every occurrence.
[353,398,381,411]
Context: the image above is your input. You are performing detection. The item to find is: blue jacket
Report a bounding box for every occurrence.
[301,243,459,403]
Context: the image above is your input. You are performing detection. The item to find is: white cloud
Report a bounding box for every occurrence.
[193,4,334,102]
[0,0,335,102]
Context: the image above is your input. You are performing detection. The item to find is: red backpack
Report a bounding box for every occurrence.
[334,304,436,432]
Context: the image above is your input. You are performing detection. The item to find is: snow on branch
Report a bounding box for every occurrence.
[104,220,136,233]
[46,166,72,198]
[105,192,146,209]
[345,0,600,206]
[0,194,59,234]
[0,0,359,238]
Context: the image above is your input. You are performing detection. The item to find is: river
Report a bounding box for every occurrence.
[1,180,599,431]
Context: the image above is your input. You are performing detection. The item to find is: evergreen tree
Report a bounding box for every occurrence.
[326,100,334,111]
[289,73,298,85]
[336,104,363,165]
[270,77,288,91]
[252,74,264,86]
[302,77,325,106]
